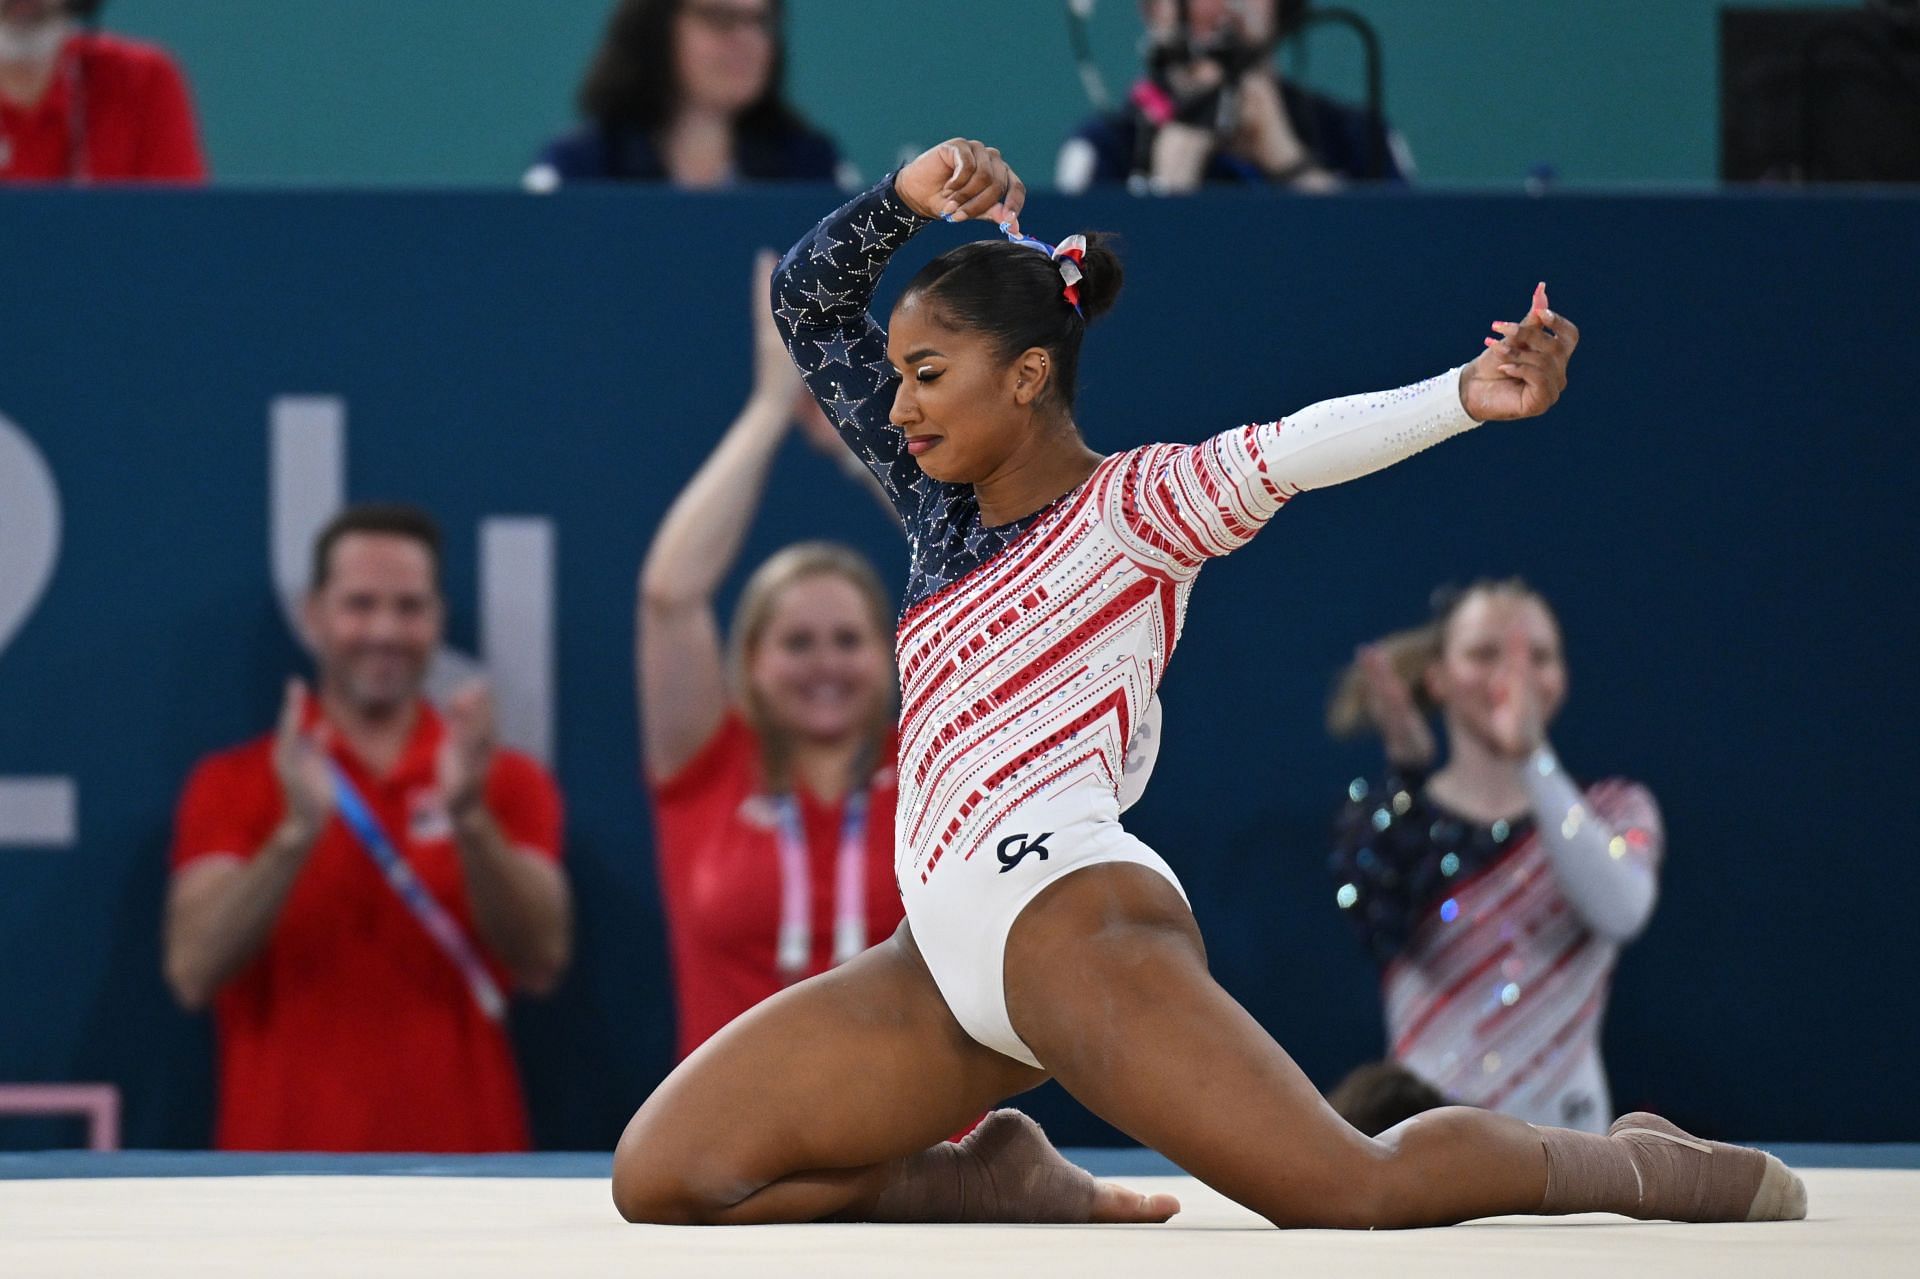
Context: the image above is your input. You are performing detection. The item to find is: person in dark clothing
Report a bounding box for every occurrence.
[1057,0,1408,193]
[528,0,842,190]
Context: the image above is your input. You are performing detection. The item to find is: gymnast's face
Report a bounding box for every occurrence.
[303,533,443,717]
[747,573,891,749]
[1428,592,1567,752]
[885,294,1043,488]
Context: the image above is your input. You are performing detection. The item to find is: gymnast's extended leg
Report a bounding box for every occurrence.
[1004,862,1804,1229]
[611,920,1180,1225]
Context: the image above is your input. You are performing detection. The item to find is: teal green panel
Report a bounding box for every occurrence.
[100,0,1864,186]
[1282,0,1858,185]
[106,0,610,184]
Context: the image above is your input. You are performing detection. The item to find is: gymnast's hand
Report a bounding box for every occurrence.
[1460,283,1580,422]
[896,138,1027,229]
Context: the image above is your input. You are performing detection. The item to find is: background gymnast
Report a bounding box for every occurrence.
[1327,580,1662,1132]
[610,138,1804,1230]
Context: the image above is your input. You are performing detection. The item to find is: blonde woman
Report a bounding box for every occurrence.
[637,254,900,1059]
[1328,581,1663,1132]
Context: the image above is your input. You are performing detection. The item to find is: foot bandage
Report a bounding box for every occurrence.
[1536,1111,1807,1222]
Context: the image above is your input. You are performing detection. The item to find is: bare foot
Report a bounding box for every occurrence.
[1088,1178,1183,1224]
[963,1109,1180,1224]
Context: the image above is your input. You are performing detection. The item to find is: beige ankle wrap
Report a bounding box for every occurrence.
[1536,1112,1806,1222]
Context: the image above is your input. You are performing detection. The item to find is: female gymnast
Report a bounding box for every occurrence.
[611,138,1805,1229]
[1327,581,1661,1132]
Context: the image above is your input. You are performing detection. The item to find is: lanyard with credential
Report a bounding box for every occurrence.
[773,788,870,979]
[326,760,508,1022]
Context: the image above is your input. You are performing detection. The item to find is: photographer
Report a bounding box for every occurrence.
[1056,0,1407,194]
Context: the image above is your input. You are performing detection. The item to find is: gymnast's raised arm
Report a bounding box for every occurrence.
[771,140,1027,518]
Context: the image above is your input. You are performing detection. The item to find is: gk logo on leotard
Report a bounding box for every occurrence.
[996,832,1053,874]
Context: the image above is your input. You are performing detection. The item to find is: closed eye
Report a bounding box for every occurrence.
[915,365,941,382]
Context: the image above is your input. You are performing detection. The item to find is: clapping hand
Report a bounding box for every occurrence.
[751,249,805,411]
[1355,644,1437,769]
[750,248,848,456]
[1485,628,1547,758]
[1461,283,1581,422]
[272,678,334,840]
[438,681,497,822]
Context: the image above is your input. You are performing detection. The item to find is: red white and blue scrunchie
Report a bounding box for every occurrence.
[1000,224,1088,316]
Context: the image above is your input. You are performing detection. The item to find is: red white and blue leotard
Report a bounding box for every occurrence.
[776,176,1484,1065]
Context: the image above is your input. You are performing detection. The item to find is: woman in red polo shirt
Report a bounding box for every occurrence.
[637,253,902,1058]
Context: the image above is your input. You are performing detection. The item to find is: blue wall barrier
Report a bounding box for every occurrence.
[1,184,1915,1150]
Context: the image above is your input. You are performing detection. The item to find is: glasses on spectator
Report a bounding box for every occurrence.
[683,1,776,36]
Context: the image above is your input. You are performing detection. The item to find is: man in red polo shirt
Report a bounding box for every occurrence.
[165,504,571,1151]
[0,0,206,182]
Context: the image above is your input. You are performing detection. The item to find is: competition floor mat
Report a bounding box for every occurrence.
[4,1148,1915,1277]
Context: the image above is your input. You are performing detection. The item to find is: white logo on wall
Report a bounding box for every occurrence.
[0,413,76,847]
[0,403,557,850]
[270,396,557,764]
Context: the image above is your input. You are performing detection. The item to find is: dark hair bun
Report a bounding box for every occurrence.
[1074,231,1124,324]
[902,231,1122,410]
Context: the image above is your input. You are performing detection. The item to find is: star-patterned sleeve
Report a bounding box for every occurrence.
[772,174,933,521]
[1107,368,1482,577]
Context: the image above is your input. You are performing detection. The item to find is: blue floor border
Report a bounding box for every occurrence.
[2,1144,1916,1181]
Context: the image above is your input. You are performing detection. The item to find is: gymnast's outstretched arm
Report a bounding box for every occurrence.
[1113,286,1580,572]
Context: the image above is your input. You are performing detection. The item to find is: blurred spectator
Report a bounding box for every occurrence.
[527,0,843,191]
[1326,1060,1450,1137]
[0,0,205,182]
[1057,0,1407,194]
[637,254,900,1060]
[164,505,570,1151]
[1326,581,1662,1133]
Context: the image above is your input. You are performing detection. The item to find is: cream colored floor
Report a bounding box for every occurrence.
[4,1169,1915,1278]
